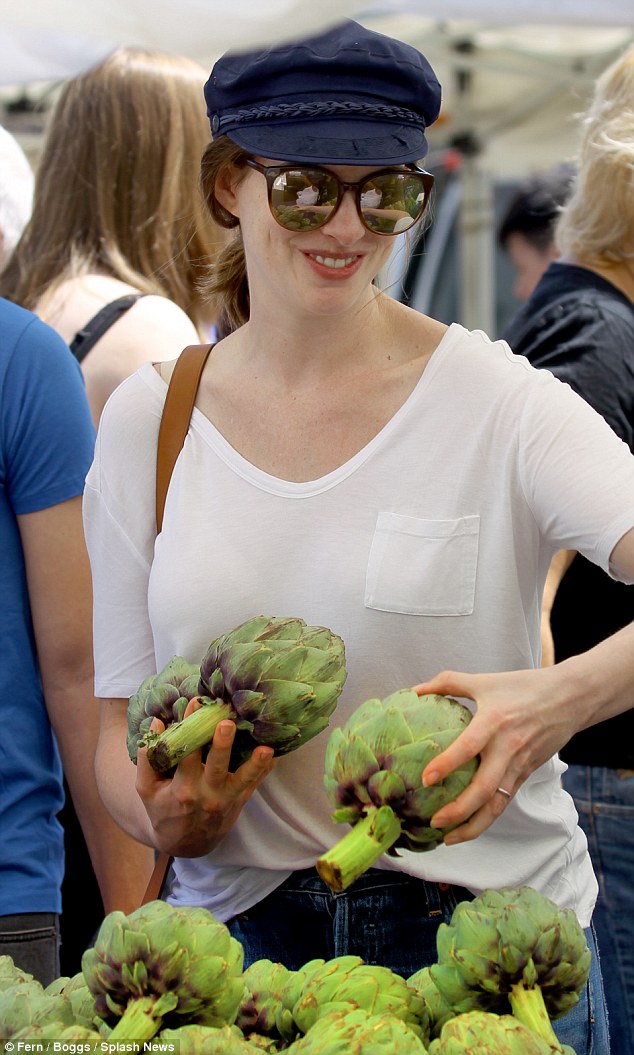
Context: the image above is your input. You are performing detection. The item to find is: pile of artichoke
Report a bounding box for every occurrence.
[316,689,479,892]
[127,615,347,773]
[81,899,244,1042]
[0,886,587,1053]
[416,885,590,1053]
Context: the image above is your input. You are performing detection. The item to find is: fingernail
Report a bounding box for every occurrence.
[422,770,439,787]
[219,721,234,739]
[150,718,161,732]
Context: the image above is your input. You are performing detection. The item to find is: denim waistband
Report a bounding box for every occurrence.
[276,866,474,905]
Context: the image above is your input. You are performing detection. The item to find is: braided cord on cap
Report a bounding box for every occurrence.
[215,99,424,130]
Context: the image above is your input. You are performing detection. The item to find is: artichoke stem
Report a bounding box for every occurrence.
[509,983,563,1051]
[108,995,165,1042]
[316,805,402,892]
[147,700,231,772]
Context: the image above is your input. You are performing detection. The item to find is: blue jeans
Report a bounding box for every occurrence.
[0,912,60,987]
[227,868,609,1054]
[563,764,634,1055]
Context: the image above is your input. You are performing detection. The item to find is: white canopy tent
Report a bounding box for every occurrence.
[1,0,632,328]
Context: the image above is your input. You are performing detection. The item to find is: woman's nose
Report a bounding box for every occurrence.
[324,190,366,244]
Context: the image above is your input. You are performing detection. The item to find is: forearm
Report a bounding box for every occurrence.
[560,528,634,729]
[19,499,154,910]
[95,700,159,848]
[553,617,634,732]
[50,684,155,912]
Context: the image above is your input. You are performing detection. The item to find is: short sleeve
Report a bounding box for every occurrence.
[1,313,95,513]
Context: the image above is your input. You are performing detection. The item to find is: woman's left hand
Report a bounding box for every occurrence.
[411,665,578,843]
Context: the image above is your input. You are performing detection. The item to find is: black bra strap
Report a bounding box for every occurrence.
[69,293,144,362]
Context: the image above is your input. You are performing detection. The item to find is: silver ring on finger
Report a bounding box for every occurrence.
[496,786,512,799]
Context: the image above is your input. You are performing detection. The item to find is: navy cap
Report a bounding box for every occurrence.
[204,20,441,166]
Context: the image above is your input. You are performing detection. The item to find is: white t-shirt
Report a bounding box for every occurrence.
[84,323,634,925]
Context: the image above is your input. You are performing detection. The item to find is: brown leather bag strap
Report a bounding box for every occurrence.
[155,342,214,533]
[141,850,173,905]
[141,343,213,906]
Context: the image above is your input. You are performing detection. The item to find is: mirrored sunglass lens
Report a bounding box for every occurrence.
[269,169,337,230]
[360,174,427,233]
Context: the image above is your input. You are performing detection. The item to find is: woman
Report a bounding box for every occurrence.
[83,22,634,1053]
[0,46,226,971]
[502,44,634,1054]
[1,46,226,425]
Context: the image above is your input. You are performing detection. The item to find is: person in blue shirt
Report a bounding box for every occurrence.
[0,297,153,984]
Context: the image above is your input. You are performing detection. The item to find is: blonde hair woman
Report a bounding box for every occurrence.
[556,43,634,272]
[501,43,634,1054]
[1,46,226,425]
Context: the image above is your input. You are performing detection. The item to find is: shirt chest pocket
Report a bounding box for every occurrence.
[365,512,480,616]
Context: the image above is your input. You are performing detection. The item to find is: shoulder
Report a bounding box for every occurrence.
[80,293,199,422]
[108,295,200,356]
[97,364,165,458]
[504,264,634,355]
[82,294,199,382]
[0,297,86,395]
[1,296,70,358]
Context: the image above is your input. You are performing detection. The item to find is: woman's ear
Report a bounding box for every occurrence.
[215,164,242,220]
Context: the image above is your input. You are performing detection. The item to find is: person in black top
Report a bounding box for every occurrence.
[497,162,574,302]
[502,43,634,1055]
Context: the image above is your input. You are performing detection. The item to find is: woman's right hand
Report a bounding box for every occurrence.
[135,703,276,858]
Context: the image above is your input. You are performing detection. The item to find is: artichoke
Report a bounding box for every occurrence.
[81,900,244,1043]
[282,955,427,1041]
[407,965,469,1042]
[127,656,200,762]
[431,887,591,1052]
[427,1010,559,1054]
[274,959,327,1044]
[0,980,76,1039]
[37,972,101,1032]
[0,956,35,992]
[142,615,347,774]
[159,1023,263,1054]
[316,690,478,892]
[235,958,294,1045]
[286,1007,426,1054]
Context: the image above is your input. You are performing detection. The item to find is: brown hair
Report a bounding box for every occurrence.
[199,136,251,329]
[1,46,225,330]
[198,135,437,330]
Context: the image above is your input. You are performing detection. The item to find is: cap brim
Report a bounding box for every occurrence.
[226,118,429,166]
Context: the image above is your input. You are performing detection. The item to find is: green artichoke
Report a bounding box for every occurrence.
[235,958,294,1045]
[316,690,478,892]
[0,980,76,1039]
[431,887,591,1052]
[427,1010,558,1054]
[127,656,200,762]
[41,971,100,1031]
[285,1007,427,1054]
[407,965,474,1042]
[282,955,427,1041]
[0,956,35,992]
[56,1026,106,1042]
[274,959,327,1044]
[143,615,347,773]
[81,900,244,1043]
[159,1023,263,1053]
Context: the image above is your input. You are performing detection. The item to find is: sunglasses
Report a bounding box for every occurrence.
[244,159,434,236]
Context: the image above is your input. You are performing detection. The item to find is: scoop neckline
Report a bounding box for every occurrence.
[144,323,462,497]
